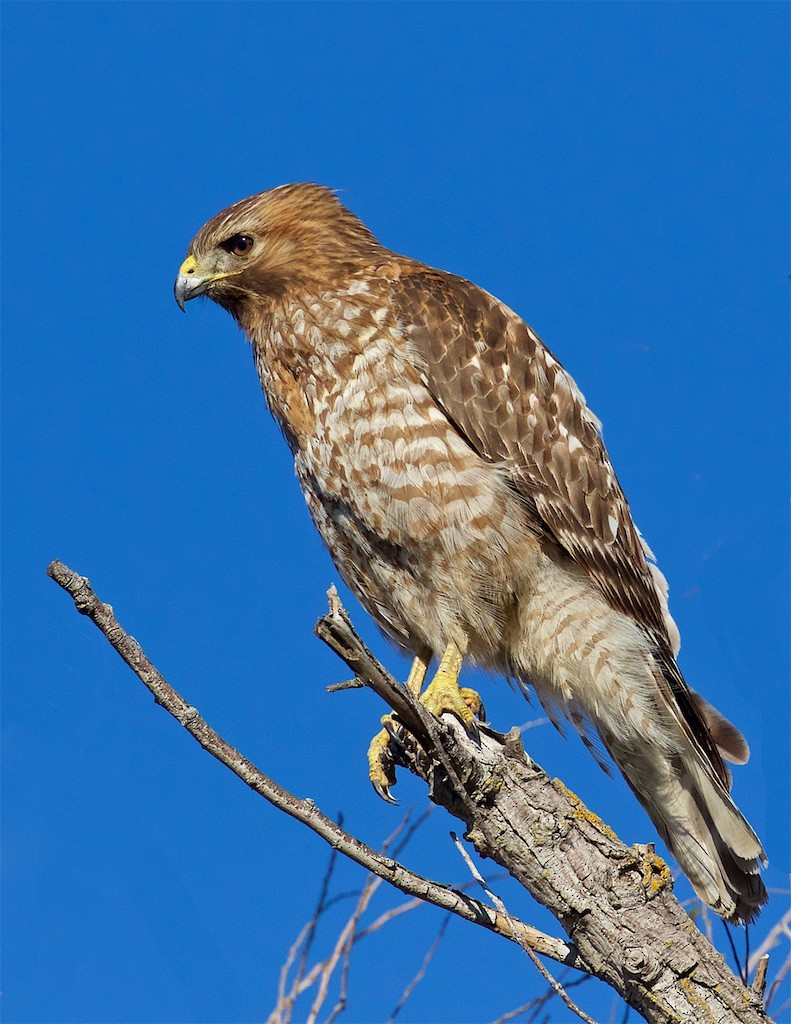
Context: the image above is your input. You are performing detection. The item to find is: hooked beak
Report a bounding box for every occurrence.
[174,254,208,311]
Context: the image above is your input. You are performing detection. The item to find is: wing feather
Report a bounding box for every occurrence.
[389,264,736,790]
[394,265,670,640]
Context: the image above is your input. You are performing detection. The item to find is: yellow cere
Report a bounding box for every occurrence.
[179,255,199,276]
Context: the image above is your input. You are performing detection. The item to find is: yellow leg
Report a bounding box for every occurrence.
[419,640,484,734]
[368,643,484,803]
[368,654,430,804]
[404,655,429,696]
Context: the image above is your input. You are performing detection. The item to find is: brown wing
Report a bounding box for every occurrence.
[391,264,671,643]
[388,262,737,789]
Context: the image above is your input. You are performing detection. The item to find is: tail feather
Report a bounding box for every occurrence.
[646,650,767,921]
[611,735,767,924]
[689,689,750,767]
[516,578,767,923]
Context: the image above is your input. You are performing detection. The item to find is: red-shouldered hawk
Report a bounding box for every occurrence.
[175,183,766,922]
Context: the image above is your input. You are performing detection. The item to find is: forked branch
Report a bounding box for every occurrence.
[48,560,771,1024]
[45,560,575,969]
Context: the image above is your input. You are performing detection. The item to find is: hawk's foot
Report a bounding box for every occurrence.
[368,643,484,802]
[419,638,484,737]
[367,654,429,803]
[368,719,399,804]
[419,676,485,737]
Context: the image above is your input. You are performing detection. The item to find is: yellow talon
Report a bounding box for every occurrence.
[419,640,484,733]
[421,680,485,731]
[368,643,484,802]
[368,721,398,804]
[368,654,429,802]
[404,654,429,696]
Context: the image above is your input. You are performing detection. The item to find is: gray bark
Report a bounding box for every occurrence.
[316,595,770,1024]
[47,561,770,1024]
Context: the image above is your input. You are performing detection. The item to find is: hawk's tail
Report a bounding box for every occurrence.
[606,677,768,924]
[619,753,767,923]
[517,573,767,922]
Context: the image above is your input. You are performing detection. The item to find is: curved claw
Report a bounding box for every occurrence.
[366,648,485,805]
[460,691,485,739]
[368,724,398,803]
[372,779,399,805]
[383,716,406,749]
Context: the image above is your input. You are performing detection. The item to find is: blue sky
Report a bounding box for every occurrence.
[2,3,788,1022]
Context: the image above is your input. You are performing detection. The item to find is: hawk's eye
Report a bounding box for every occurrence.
[222,234,255,257]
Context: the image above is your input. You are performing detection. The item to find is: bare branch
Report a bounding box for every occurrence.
[386,916,450,1024]
[749,907,791,971]
[47,561,579,972]
[305,812,433,1024]
[751,956,769,1001]
[324,927,354,1024]
[296,815,344,997]
[356,872,509,942]
[312,586,771,1024]
[273,810,456,1023]
[452,832,596,1024]
[326,678,365,693]
[49,561,772,1024]
[306,871,380,1023]
[747,905,791,1011]
[356,896,424,939]
[765,951,791,1014]
[490,974,591,1024]
[272,918,313,1024]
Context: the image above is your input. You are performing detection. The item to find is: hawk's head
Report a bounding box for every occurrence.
[174,183,379,320]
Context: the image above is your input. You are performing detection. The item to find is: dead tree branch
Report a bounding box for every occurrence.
[46,560,577,974]
[450,830,595,1024]
[315,587,771,1024]
[48,560,771,1024]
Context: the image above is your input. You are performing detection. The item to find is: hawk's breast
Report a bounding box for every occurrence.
[252,287,541,658]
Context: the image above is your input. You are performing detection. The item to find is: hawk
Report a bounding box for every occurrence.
[175,183,766,923]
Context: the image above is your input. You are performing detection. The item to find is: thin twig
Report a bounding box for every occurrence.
[306,811,426,1021]
[750,956,769,1001]
[47,560,580,972]
[491,974,591,1024]
[386,916,450,1024]
[764,950,791,1013]
[325,928,354,1024]
[296,815,344,995]
[748,907,791,971]
[274,810,440,1023]
[722,921,747,985]
[326,678,365,693]
[356,871,511,944]
[306,872,380,1023]
[451,832,597,1024]
[747,904,791,1012]
[518,717,550,732]
[492,999,537,1024]
[272,918,314,1024]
